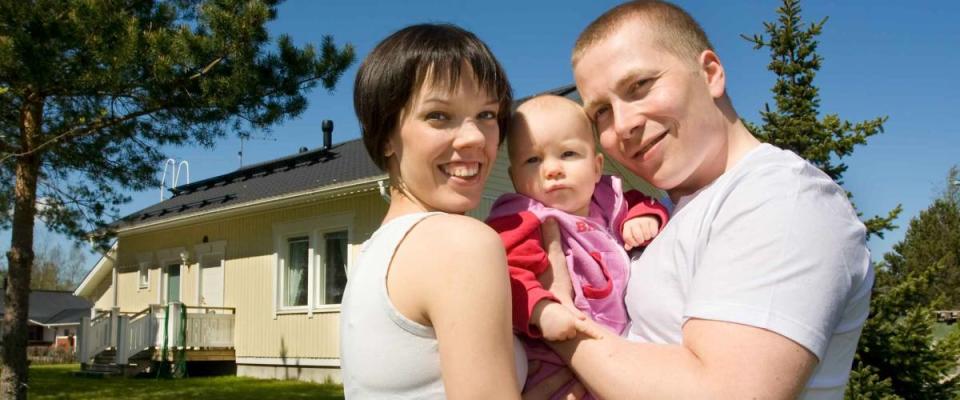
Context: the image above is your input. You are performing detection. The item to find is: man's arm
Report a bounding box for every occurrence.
[549,318,817,399]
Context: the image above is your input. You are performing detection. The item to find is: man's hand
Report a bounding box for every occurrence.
[622,215,661,251]
[532,300,604,341]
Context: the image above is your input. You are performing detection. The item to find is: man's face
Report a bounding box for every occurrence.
[574,21,726,197]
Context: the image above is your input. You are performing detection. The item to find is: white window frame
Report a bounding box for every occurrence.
[156,247,186,305]
[136,253,154,292]
[314,228,350,312]
[272,213,353,318]
[194,240,227,307]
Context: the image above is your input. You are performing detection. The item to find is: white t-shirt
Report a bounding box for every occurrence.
[340,212,527,399]
[625,144,873,399]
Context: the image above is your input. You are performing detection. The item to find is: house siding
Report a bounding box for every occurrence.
[112,190,388,361]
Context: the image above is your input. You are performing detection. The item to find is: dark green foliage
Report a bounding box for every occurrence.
[0,0,355,250]
[845,168,960,400]
[882,167,960,308]
[742,0,900,240]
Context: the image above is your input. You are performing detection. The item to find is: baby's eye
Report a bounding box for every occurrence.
[477,110,498,120]
[524,156,541,165]
[426,111,450,121]
[561,151,579,158]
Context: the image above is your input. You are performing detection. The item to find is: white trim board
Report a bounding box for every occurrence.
[235,357,340,367]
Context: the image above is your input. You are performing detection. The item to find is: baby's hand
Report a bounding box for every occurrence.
[622,215,661,251]
[533,301,604,341]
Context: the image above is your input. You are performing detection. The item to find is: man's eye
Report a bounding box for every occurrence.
[426,111,449,121]
[561,151,578,158]
[524,156,540,165]
[632,79,651,93]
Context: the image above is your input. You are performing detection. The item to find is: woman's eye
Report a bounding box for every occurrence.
[426,111,449,121]
[524,156,540,165]
[594,106,610,121]
[478,110,497,120]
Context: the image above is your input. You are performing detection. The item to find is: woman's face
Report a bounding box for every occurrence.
[385,69,501,214]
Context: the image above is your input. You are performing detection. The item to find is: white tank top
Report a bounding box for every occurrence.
[339,212,526,398]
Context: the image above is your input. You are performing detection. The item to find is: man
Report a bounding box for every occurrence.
[529,1,873,399]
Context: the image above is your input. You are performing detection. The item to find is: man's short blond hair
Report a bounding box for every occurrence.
[572,0,714,67]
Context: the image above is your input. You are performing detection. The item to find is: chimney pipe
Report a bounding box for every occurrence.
[322,120,334,150]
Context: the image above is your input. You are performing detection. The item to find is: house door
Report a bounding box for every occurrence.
[167,263,181,303]
[200,254,223,307]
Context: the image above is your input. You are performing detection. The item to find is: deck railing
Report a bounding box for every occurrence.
[183,306,236,348]
[79,303,237,366]
[78,310,113,365]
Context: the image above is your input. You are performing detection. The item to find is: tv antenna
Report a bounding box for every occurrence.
[160,158,190,201]
[238,133,277,168]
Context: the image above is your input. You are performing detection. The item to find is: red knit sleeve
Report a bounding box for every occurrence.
[487,211,558,338]
[621,190,671,246]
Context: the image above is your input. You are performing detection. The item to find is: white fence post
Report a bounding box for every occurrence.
[110,307,119,348]
[78,315,90,365]
[115,315,129,365]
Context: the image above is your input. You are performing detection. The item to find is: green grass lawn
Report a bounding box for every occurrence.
[934,322,957,341]
[30,364,344,400]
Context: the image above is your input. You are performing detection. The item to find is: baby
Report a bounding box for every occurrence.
[487,95,669,396]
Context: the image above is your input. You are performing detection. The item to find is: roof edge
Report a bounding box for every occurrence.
[118,175,388,236]
[74,242,117,299]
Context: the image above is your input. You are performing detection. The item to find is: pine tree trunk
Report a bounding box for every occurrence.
[1,94,43,400]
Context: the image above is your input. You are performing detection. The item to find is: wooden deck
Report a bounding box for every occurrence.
[146,347,236,362]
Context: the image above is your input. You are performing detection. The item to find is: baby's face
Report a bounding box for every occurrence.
[509,107,603,217]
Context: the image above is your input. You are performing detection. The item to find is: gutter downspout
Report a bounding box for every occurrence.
[378,179,391,203]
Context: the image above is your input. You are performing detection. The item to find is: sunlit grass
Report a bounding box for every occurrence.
[30,364,343,400]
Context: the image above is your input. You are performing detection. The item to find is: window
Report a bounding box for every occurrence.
[274,214,352,314]
[139,263,149,289]
[283,236,310,307]
[27,325,44,342]
[320,231,349,305]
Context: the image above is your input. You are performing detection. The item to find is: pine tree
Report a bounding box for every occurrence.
[847,167,960,399]
[0,1,355,398]
[742,0,901,239]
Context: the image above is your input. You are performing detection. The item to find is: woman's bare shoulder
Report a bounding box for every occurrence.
[401,213,505,267]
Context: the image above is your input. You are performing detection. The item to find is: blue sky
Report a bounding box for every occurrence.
[4,0,959,269]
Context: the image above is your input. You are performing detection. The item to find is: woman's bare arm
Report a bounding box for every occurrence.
[388,214,522,399]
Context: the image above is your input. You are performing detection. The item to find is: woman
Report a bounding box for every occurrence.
[339,24,525,398]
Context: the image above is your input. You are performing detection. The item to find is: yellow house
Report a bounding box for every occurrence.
[73,85,659,382]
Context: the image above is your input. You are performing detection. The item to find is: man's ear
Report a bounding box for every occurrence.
[699,50,726,99]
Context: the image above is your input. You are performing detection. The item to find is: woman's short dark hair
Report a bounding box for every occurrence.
[354,24,513,171]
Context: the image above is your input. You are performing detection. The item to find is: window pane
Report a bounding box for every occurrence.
[285,237,309,307]
[139,265,148,286]
[324,231,349,304]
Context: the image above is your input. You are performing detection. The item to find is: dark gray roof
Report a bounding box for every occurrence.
[42,307,91,325]
[116,84,580,229]
[0,290,93,326]
[117,138,385,229]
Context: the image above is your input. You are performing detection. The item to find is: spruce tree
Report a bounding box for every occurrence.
[742,0,900,239]
[850,173,960,398]
[0,1,355,398]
